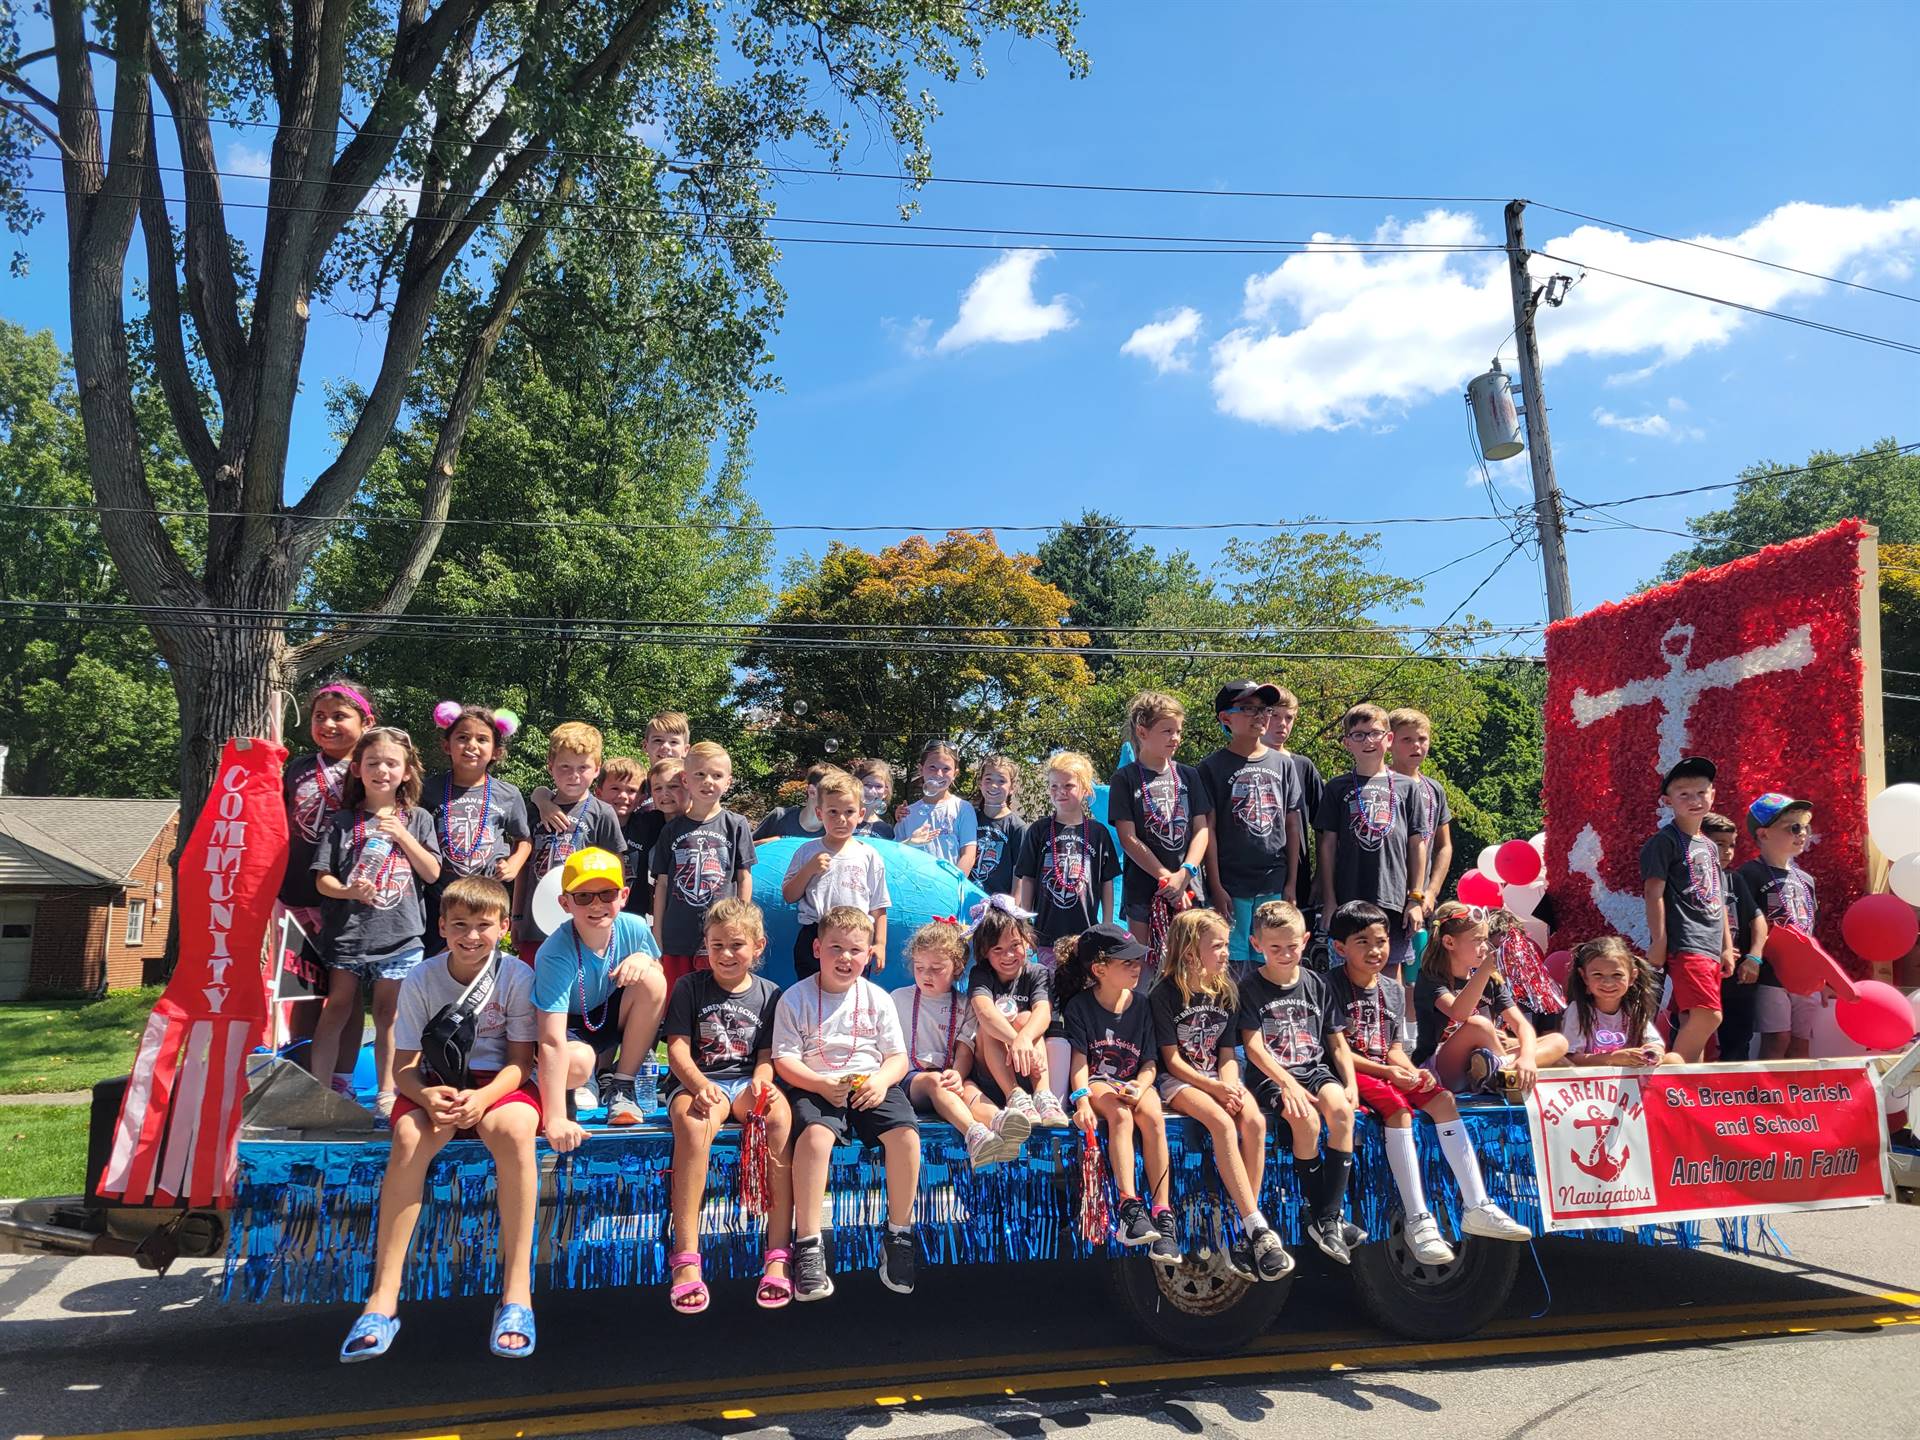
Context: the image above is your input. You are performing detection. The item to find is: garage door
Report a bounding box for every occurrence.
[0,898,35,1000]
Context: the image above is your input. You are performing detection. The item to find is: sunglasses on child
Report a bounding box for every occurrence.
[1778,822,1811,835]
[569,887,621,907]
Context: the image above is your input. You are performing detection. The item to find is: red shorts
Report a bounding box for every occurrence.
[391,1070,543,1136]
[660,953,710,990]
[1355,1069,1445,1120]
[515,939,542,966]
[1667,951,1724,1015]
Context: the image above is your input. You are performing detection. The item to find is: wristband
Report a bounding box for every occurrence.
[1066,1086,1091,1105]
[1183,861,1202,878]
[1743,954,1763,967]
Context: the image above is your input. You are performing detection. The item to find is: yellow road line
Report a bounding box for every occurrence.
[33,1291,1916,1440]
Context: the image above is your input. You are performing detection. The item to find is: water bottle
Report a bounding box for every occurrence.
[349,831,394,888]
[635,1055,660,1116]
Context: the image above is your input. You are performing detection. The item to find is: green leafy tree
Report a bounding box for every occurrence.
[1882,543,1919,786]
[1033,509,1197,675]
[0,321,187,795]
[740,531,1091,782]
[0,1,1086,837]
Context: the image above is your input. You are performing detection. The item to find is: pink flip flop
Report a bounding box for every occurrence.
[667,1251,708,1315]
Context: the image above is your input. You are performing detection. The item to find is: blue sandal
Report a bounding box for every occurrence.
[339,1311,400,1363]
[490,1301,536,1359]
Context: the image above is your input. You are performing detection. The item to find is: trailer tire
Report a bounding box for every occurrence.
[1108,1252,1293,1355]
[1346,1215,1521,1340]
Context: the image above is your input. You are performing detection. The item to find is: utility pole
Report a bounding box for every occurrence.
[1504,199,1573,622]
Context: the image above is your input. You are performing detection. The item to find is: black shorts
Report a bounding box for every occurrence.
[1250,1064,1340,1113]
[793,922,819,981]
[789,1080,918,1146]
[565,992,625,1059]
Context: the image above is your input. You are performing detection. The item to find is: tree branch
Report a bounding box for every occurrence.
[136,104,220,488]
[288,170,572,679]
[0,96,81,162]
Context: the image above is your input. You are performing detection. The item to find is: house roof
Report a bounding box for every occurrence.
[0,797,179,890]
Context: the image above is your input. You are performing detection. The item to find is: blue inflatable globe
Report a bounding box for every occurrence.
[752,835,989,987]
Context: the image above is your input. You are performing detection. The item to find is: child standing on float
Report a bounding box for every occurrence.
[895,740,979,875]
[1110,692,1212,948]
[426,702,531,937]
[309,727,443,1117]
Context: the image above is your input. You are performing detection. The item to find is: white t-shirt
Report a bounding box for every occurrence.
[1561,1003,1663,1059]
[785,837,893,925]
[890,985,978,1072]
[772,976,905,1080]
[393,951,538,1074]
[896,792,979,866]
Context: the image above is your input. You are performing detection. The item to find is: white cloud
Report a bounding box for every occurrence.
[1594,405,1705,442]
[1464,452,1532,493]
[935,250,1075,353]
[883,315,934,358]
[225,142,272,179]
[1120,306,1203,373]
[1204,199,1920,431]
[1666,395,1689,412]
[1603,362,1662,387]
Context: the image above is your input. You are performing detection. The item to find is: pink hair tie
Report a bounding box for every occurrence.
[316,682,376,721]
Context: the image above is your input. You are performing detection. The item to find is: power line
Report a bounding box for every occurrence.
[1529,202,1920,306]
[1533,251,1920,356]
[1563,442,1920,512]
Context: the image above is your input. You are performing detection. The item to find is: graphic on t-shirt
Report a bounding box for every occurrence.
[972,828,1006,883]
[1087,1026,1141,1082]
[1685,841,1725,917]
[1343,989,1393,1061]
[1259,1000,1319,1065]
[440,788,496,874]
[697,1000,761,1069]
[1231,767,1285,839]
[531,828,575,879]
[292,757,347,842]
[354,837,414,912]
[1139,771,1190,849]
[1041,827,1091,908]
[1346,776,1397,852]
[672,830,731,907]
[1174,1003,1227,1072]
[1591,1019,1629,1052]
[1762,869,1815,929]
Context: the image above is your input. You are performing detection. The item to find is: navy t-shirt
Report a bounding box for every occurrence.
[1315,771,1430,914]
[1015,817,1121,945]
[1108,760,1212,910]
[1063,989,1156,1084]
[1237,967,1336,1072]
[1149,980,1235,1080]
[1199,748,1299,898]
[1638,823,1727,958]
[650,809,758,955]
[1736,858,1818,987]
[971,810,1029,895]
[517,794,625,943]
[664,971,781,1081]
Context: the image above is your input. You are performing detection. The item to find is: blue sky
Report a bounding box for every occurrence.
[5,1,1916,644]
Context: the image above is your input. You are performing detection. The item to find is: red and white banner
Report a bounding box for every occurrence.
[98,738,288,1208]
[1527,1062,1891,1231]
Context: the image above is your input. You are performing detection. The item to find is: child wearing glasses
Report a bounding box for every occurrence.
[1314,704,1431,984]
[1199,679,1303,965]
[1736,793,1821,1059]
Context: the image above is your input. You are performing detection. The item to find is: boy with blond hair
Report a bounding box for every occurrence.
[513,722,624,962]
[651,741,757,991]
[1641,757,1736,1063]
[1314,703,1430,982]
[1387,708,1452,907]
[781,768,891,977]
[624,757,683,900]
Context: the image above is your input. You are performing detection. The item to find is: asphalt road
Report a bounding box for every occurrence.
[4,1202,1919,1440]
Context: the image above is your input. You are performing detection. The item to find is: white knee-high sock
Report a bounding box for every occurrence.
[1435,1120,1490,1209]
[1384,1124,1429,1216]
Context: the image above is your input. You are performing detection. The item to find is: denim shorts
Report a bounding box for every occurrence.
[334,947,424,984]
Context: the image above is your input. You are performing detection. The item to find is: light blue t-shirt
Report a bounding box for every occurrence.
[532,910,659,1015]
[896,792,979,866]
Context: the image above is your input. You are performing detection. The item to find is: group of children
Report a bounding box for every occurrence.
[281,677,1833,1364]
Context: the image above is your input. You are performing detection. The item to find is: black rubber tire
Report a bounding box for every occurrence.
[1108,1256,1294,1355]
[1346,1216,1522,1340]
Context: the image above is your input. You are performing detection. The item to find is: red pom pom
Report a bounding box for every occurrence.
[1458,871,1504,908]
[1841,894,1919,965]
[1494,839,1542,886]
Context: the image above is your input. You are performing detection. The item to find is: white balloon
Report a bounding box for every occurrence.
[532,867,569,939]
[1521,916,1550,952]
[1869,784,1920,862]
[1477,844,1504,882]
[1890,851,1920,906]
[1530,832,1547,855]
[1504,881,1547,918]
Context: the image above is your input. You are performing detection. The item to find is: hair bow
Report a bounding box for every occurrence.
[931,915,961,926]
[966,893,1036,925]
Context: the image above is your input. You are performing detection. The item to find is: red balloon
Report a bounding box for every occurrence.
[1763,925,1858,1001]
[1494,839,1542,886]
[1834,980,1919,1051]
[1545,949,1574,987]
[1458,871,1504,908]
[1841,893,1920,965]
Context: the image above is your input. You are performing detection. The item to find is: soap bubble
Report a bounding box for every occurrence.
[823,737,840,754]
[793,699,808,716]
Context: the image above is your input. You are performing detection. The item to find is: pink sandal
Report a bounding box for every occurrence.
[757,1247,793,1310]
[668,1252,708,1315]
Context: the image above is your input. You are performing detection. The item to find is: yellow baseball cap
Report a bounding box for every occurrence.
[560,847,626,893]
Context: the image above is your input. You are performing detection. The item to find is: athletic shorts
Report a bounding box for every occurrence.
[789,1080,918,1146]
[1229,893,1288,963]
[390,1070,542,1134]
[1667,951,1724,1015]
[333,947,424,983]
[793,923,820,980]
[565,991,625,1058]
[1755,985,1820,1041]
[1354,1068,1444,1120]
[659,953,707,991]
[1251,1063,1340,1113]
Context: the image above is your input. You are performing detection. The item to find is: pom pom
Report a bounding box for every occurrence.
[493,708,521,739]
[432,700,463,729]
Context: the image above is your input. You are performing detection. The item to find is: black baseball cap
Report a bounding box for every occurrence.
[1661,756,1717,791]
[1081,923,1150,963]
[1213,679,1283,714]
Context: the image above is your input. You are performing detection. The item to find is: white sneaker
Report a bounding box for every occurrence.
[1460,1201,1532,1242]
[1404,1211,1456,1266]
[1004,1087,1038,1122]
[989,1104,1031,1162]
[1033,1090,1072,1128]
[965,1123,1000,1170]
[572,1075,600,1114]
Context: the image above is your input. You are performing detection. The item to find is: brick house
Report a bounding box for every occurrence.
[0,798,181,999]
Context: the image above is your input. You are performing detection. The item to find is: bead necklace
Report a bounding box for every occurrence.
[909,987,961,1072]
[438,774,495,873]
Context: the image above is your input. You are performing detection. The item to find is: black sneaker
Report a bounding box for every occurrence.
[1250,1226,1295,1281]
[1115,1197,1159,1248]
[1226,1236,1257,1279]
[1147,1209,1182,1267]
[879,1227,917,1295]
[1307,1217,1352,1265]
[1342,1221,1369,1250]
[792,1237,833,1302]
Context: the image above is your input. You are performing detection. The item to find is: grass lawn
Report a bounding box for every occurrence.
[0,986,161,1095]
[0,1105,89,1199]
